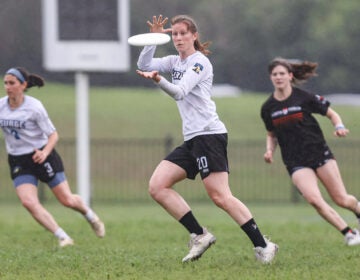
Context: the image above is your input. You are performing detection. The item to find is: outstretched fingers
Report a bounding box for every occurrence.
[147,14,171,33]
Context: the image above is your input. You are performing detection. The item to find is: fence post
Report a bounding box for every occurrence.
[164,134,174,155]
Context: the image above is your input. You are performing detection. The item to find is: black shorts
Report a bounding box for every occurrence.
[8,148,65,183]
[286,149,335,176]
[165,133,229,180]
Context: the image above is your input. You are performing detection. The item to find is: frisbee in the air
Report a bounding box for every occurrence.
[127,33,171,46]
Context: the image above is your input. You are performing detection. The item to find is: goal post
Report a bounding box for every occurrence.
[42,0,130,205]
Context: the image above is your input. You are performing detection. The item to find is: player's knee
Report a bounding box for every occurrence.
[148,179,169,201]
[148,179,159,199]
[332,195,349,208]
[148,186,162,201]
[21,198,38,211]
[209,193,228,209]
[308,197,329,213]
[304,195,321,209]
[59,195,77,208]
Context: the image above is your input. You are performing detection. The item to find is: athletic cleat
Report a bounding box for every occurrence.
[182,227,216,263]
[345,229,360,246]
[90,217,105,238]
[254,236,279,264]
[59,237,74,247]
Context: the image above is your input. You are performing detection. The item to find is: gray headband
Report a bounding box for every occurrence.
[6,68,26,83]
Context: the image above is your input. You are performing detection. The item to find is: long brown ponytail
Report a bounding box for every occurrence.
[268,57,318,85]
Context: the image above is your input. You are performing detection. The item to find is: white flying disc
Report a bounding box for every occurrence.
[127,33,171,46]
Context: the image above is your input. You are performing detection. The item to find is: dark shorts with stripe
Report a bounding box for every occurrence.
[165,133,229,180]
[8,148,65,183]
[286,148,335,176]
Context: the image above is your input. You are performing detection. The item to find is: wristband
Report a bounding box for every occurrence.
[335,124,346,131]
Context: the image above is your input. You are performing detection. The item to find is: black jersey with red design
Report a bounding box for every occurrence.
[261,87,331,167]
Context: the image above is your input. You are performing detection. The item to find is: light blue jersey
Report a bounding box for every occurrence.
[0,95,56,155]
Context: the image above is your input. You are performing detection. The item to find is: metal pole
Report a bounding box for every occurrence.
[75,72,91,206]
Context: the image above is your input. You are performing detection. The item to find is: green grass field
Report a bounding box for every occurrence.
[3,83,360,203]
[1,84,360,279]
[1,202,360,279]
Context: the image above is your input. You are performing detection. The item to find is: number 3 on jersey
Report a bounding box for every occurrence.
[10,129,20,140]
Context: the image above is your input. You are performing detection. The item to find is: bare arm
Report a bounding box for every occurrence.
[326,107,349,137]
[264,131,277,164]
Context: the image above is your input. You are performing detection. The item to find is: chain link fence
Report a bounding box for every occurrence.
[1,137,359,204]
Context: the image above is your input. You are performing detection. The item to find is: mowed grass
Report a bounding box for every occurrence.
[1,202,360,279]
[1,84,360,279]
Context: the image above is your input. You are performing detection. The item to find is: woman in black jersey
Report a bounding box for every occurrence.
[261,57,360,246]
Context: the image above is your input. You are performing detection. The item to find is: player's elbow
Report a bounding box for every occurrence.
[137,62,151,71]
[173,94,184,101]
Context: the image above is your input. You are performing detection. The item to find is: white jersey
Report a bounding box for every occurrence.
[0,95,56,155]
[138,46,227,141]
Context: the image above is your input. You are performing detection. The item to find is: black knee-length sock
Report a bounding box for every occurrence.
[241,218,267,248]
[179,211,204,235]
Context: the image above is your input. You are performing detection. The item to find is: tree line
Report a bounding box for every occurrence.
[0,0,359,93]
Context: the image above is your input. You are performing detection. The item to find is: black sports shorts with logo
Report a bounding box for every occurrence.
[165,133,229,180]
[286,148,335,176]
[8,148,65,183]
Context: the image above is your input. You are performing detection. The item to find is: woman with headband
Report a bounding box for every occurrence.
[0,67,105,247]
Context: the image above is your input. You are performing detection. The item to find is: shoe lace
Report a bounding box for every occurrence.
[188,233,201,249]
[254,236,271,255]
[346,232,356,242]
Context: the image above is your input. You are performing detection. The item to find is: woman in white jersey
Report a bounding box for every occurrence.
[1,67,105,247]
[136,15,278,263]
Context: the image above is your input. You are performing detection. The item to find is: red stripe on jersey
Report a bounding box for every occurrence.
[273,112,303,127]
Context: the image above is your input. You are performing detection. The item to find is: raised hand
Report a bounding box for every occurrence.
[147,15,172,34]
